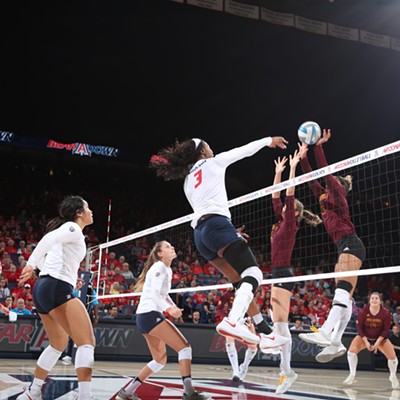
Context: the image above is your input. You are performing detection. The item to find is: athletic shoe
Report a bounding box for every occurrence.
[275,371,298,394]
[182,391,212,399]
[390,375,400,389]
[238,363,248,381]
[342,374,357,386]
[298,330,331,347]
[16,389,43,400]
[232,375,241,382]
[216,318,260,345]
[117,388,141,399]
[315,343,347,363]
[61,355,72,365]
[258,332,290,353]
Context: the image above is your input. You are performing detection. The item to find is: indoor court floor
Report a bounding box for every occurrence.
[0,359,398,400]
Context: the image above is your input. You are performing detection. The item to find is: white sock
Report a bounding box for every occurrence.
[242,347,257,369]
[29,377,45,394]
[274,322,292,376]
[125,377,142,393]
[388,358,398,378]
[228,282,253,323]
[321,289,349,335]
[347,352,358,377]
[226,341,239,376]
[331,299,352,345]
[78,381,91,399]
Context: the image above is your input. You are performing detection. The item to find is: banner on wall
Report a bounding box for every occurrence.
[0,130,119,159]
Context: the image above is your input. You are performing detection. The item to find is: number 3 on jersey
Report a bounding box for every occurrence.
[194,169,202,188]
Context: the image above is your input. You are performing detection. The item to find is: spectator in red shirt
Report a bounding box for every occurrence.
[112,267,126,285]
[11,281,25,300]
[4,264,20,283]
[215,302,230,325]
[190,259,204,275]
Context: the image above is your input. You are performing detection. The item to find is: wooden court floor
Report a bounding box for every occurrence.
[0,359,398,400]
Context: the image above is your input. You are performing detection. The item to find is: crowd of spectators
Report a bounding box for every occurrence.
[1,204,400,336]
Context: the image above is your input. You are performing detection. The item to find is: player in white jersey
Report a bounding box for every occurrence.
[150,136,289,351]
[17,195,95,400]
[117,241,211,400]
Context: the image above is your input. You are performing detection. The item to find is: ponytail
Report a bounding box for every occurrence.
[295,199,322,226]
[149,139,204,181]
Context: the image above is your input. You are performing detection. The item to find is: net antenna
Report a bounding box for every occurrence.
[95,140,400,302]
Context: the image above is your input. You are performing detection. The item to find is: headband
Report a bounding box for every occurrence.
[192,138,202,150]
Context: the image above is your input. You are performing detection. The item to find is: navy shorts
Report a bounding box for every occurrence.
[136,311,166,334]
[336,233,366,262]
[33,275,75,314]
[194,215,241,261]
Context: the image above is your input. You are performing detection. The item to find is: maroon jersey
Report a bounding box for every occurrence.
[271,195,298,267]
[357,305,392,340]
[300,145,355,244]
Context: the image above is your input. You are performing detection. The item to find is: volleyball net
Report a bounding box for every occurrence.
[91,140,400,302]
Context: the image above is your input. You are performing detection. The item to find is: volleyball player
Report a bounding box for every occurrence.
[150,136,289,349]
[269,149,322,394]
[17,195,95,400]
[225,317,258,382]
[343,292,399,389]
[117,241,211,400]
[297,130,366,363]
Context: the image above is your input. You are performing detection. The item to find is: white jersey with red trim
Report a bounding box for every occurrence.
[136,261,175,314]
[27,221,86,287]
[184,137,272,228]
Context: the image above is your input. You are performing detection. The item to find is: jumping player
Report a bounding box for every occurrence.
[269,149,322,393]
[298,131,366,363]
[150,136,289,350]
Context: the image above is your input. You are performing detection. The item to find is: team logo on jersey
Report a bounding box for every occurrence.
[69,226,75,232]
[155,272,160,277]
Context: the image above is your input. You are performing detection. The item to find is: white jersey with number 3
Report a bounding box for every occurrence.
[184,137,272,228]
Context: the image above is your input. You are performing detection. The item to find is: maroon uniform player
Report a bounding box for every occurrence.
[343,292,399,389]
[298,130,366,363]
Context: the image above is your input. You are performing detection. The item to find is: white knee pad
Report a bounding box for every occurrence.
[37,345,62,372]
[333,288,350,307]
[241,266,263,286]
[147,359,165,373]
[75,344,94,370]
[178,346,192,361]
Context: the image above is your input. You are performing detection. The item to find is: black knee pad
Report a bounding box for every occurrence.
[237,276,259,294]
[223,240,258,275]
[337,280,353,293]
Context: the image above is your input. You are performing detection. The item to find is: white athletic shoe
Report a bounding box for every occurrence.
[343,374,357,386]
[182,392,212,399]
[315,343,347,363]
[216,318,260,345]
[117,388,141,399]
[61,355,72,365]
[258,331,290,353]
[298,330,331,347]
[275,371,298,394]
[390,375,400,389]
[16,389,43,400]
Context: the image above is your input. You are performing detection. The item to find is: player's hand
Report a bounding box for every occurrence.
[274,156,287,174]
[166,306,182,318]
[289,149,300,167]
[315,129,331,146]
[237,225,249,242]
[0,304,9,315]
[297,142,308,159]
[270,136,288,149]
[19,264,34,283]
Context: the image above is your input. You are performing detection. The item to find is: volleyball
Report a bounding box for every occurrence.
[298,121,321,145]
